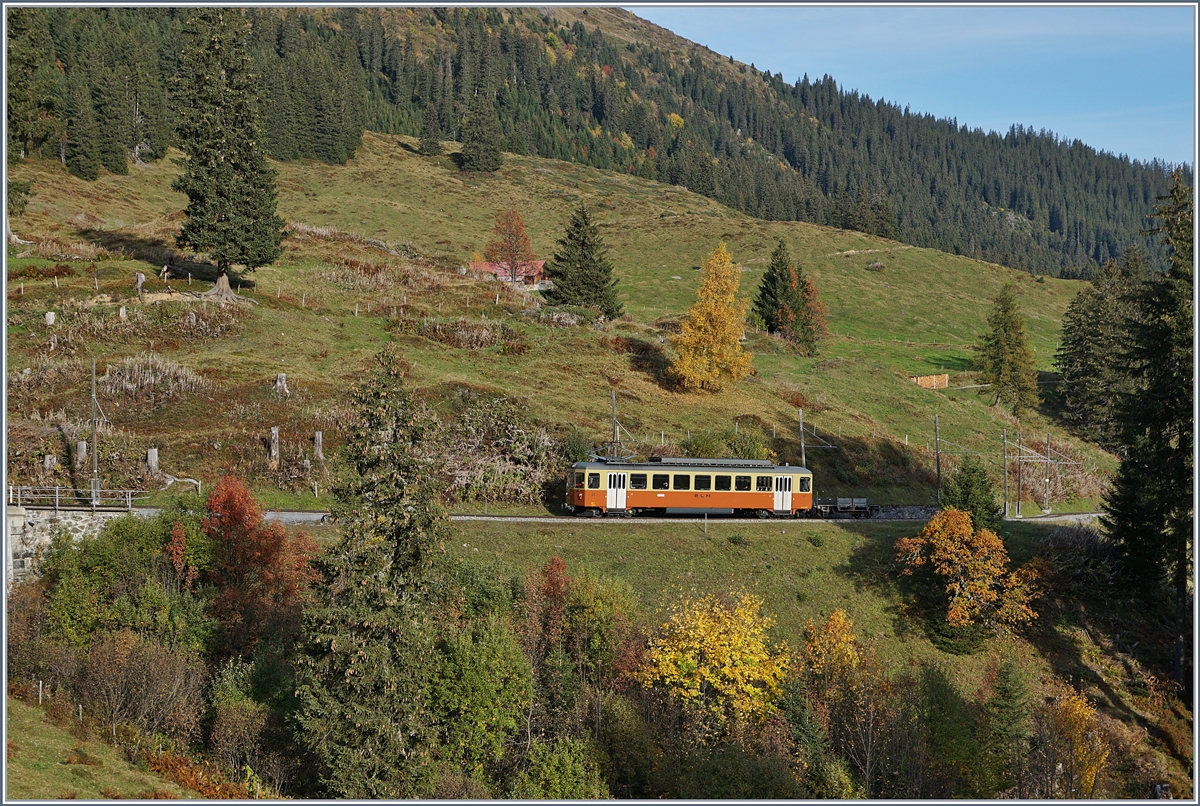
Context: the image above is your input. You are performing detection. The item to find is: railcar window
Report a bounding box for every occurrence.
[630,474,647,490]
[673,474,691,490]
[588,473,600,489]
[799,477,811,492]
[652,474,670,490]
[735,475,751,491]
[756,476,772,492]
[694,475,711,491]
[574,473,584,489]
[715,475,732,491]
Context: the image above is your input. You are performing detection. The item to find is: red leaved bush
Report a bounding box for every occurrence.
[146,750,249,799]
[203,477,319,657]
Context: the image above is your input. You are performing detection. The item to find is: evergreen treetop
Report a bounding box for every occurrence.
[294,345,447,796]
[460,91,502,172]
[974,284,1038,416]
[418,101,443,156]
[172,9,285,281]
[752,239,827,356]
[940,455,1001,531]
[542,205,624,319]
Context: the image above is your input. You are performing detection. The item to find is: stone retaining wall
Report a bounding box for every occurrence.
[6,506,145,584]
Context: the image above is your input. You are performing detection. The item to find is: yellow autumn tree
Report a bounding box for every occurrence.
[1031,690,1111,798]
[639,590,789,744]
[670,243,753,392]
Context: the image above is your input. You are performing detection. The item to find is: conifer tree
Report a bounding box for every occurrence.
[417,101,442,156]
[1102,170,1192,687]
[542,205,623,318]
[752,239,827,356]
[753,240,803,334]
[6,8,64,163]
[1055,248,1146,447]
[974,284,1038,416]
[95,68,132,175]
[670,243,752,392]
[172,9,286,304]
[940,455,1000,531]
[64,72,101,181]
[460,91,502,172]
[293,346,446,797]
[982,657,1032,797]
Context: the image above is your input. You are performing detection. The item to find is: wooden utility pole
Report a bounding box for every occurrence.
[1016,432,1023,518]
[1044,432,1051,512]
[91,359,100,504]
[934,414,942,504]
[1002,429,1008,518]
[611,389,618,446]
[798,408,806,468]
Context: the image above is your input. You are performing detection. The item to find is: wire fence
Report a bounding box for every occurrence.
[7,485,148,512]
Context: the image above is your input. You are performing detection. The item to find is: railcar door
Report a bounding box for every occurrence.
[774,475,792,512]
[607,473,627,511]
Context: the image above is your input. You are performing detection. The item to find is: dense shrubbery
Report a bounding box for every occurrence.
[7,482,317,796]
[5,348,1179,799]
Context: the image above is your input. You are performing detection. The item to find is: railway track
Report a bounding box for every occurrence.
[17,506,1098,526]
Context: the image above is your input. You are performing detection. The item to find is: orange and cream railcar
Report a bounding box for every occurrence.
[564,456,814,518]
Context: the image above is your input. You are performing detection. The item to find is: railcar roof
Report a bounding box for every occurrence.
[571,459,810,473]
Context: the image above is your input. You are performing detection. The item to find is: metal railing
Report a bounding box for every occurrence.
[7,486,148,512]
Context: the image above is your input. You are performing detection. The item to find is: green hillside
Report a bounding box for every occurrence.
[5,697,199,800]
[6,131,1112,511]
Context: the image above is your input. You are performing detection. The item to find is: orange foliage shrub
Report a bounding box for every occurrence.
[203,477,319,656]
[146,751,250,799]
[895,509,1039,628]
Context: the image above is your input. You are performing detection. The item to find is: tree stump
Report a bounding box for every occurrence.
[146,447,159,476]
[45,311,55,327]
[302,458,312,478]
[135,272,146,302]
[269,427,280,470]
[313,431,324,462]
[76,441,88,468]
[118,306,127,321]
[43,455,57,473]
[274,373,290,398]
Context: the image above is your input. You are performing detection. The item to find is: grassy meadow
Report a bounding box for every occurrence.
[5,697,199,800]
[6,131,1112,513]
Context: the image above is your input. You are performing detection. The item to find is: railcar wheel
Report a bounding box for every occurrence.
[755,509,771,519]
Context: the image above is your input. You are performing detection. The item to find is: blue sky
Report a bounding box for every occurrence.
[628,5,1196,167]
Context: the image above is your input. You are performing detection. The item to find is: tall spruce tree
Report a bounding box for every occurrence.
[6,8,64,163]
[1055,248,1147,447]
[64,72,101,181]
[753,240,803,333]
[94,68,132,175]
[974,284,1039,416]
[752,239,827,356]
[417,101,442,156]
[982,657,1032,797]
[542,205,623,318]
[1101,170,1193,687]
[459,91,502,172]
[172,9,285,304]
[293,346,446,797]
